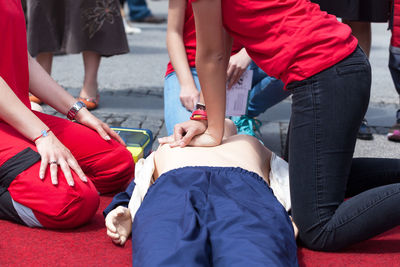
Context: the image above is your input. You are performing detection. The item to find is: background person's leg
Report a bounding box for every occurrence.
[246,62,289,118]
[232,62,289,139]
[126,0,151,21]
[79,51,101,110]
[30,52,54,105]
[163,70,201,135]
[35,52,53,75]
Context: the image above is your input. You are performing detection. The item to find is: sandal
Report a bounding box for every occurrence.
[388,110,400,142]
[388,123,400,142]
[29,94,42,104]
[78,95,99,110]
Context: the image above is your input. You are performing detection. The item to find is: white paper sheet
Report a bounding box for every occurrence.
[225,69,253,116]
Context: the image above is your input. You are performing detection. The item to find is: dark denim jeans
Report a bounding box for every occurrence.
[287,46,400,251]
[126,0,151,21]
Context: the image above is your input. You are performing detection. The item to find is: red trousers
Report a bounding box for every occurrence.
[0,112,134,228]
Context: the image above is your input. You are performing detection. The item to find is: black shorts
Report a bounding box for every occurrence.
[311,0,391,22]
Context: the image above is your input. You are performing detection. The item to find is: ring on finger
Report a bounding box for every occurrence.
[49,160,58,165]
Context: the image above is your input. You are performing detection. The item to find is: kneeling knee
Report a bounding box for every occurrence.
[298,228,344,252]
[94,145,135,194]
[36,183,100,229]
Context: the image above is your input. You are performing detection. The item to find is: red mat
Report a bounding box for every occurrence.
[1,196,400,266]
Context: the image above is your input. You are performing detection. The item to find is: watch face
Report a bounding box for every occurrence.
[76,101,86,109]
[68,101,86,120]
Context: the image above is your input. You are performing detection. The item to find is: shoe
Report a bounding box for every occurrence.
[388,109,400,142]
[131,15,166,24]
[78,95,99,110]
[230,115,263,141]
[357,118,373,140]
[29,94,42,104]
[30,102,43,112]
[123,18,142,34]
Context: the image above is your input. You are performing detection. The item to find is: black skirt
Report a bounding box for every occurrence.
[27,0,129,57]
[311,0,391,22]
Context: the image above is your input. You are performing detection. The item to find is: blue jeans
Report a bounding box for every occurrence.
[247,61,290,117]
[164,69,201,135]
[288,46,400,251]
[126,0,151,20]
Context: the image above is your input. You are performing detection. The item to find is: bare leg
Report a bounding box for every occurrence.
[342,20,371,58]
[80,51,100,101]
[30,52,53,104]
[35,52,53,75]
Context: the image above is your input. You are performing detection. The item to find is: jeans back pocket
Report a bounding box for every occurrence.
[336,62,369,76]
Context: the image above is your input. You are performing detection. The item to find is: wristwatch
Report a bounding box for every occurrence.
[67,101,86,120]
[196,102,206,110]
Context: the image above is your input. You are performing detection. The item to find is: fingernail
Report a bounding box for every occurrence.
[179,141,185,147]
[39,174,44,180]
[82,176,88,182]
[105,135,111,141]
[68,181,75,186]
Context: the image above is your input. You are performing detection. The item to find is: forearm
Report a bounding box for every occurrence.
[192,0,229,143]
[28,54,76,115]
[196,53,227,140]
[0,77,49,141]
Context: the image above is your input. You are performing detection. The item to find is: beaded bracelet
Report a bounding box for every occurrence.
[33,129,51,143]
[190,109,208,121]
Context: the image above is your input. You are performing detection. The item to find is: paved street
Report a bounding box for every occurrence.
[43,0,400,158]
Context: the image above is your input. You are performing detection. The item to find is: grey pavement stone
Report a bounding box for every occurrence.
[120,118,142,128]
[141,117,163,136]
[105,116,128,127]
[354,135,400,158]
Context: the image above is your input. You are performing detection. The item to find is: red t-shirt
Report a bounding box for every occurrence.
[165,0,243,77]
[191,0,358,85]
[165,0,196,76]
[0,0,30,109]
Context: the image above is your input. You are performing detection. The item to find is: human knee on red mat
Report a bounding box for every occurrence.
[0,122,132,228]
[8,160,100,229]
[88,144,134,194]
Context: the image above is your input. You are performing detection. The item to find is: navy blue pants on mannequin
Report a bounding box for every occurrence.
[105,166,298,267]
[132,167,297,266]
